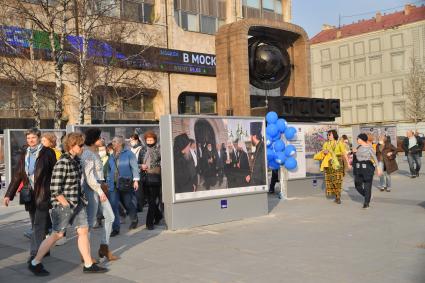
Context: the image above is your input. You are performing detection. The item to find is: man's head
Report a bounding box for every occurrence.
[207,143,212,151]
[407,130,414,138]
[250,122,262,145]
[25,127,41,148]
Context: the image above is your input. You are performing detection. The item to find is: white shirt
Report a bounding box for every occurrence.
[409,136,417,149]
[190,149,197,167]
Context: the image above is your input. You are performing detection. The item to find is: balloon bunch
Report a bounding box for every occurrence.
[265,111,298,171]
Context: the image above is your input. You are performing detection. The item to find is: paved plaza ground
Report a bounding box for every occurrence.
[0,158,424,283]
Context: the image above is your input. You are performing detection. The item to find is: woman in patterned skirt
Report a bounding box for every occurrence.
[321,130,351,204]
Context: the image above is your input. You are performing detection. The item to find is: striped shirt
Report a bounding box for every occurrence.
[50,153,86,208]
[356,145,378,165]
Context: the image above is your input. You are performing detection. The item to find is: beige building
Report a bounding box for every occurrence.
[0,0,292,129]
[310,4,425,131]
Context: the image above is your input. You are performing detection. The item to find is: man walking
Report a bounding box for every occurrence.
[402,130,422,178]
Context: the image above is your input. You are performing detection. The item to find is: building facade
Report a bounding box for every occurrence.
[0,0,292,130]
[310,4,425,132]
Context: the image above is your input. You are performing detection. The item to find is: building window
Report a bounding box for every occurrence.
[242,0,283,20]
[178,92,216,115]
[175,0,226,34]
[321,64,332,82]
[121,0,154,24]
[91,86,155,122]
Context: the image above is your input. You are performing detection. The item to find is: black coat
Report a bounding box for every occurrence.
[5,146,56,211]
[174,152,194,194]
[250,141,266,186]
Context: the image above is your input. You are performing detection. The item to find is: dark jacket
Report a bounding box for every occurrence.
[5,146,56,211]
[377,144,398,174]
[174,152,194,194]
[250,140,266,186]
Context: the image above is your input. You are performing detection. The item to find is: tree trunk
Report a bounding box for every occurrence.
[50,32,64,129]
[29,30,40,128]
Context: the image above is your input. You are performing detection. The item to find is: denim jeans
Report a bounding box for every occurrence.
[407,153,421,175]
[51,203,88,233]
[84,185,115,245]
[378,162,392,188]
[109,189,138,232]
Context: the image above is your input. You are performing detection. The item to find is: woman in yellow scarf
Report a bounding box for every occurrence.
[314,130,351,204]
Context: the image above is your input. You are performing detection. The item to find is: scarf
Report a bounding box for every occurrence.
[25,143,43,188]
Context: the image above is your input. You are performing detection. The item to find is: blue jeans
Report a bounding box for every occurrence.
[407,153,421,176]
[109,189,138,231]
[378,161,392,189]
[84,185,115,245]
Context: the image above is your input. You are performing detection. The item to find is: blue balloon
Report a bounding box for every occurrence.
[284,144,297,157]
[266,124,278,138]
[273,139,285,152]
[266,111,278,124]
[267,149,276,162]
[275,152,287,165]
[266,135,273,147]
[272,133,281,141]
[268,160,280,170]
[276,118,287,133]
[284,126,297,140]
[284,157,298,170]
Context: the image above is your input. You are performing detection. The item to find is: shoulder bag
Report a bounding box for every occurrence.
[114,155,133,193]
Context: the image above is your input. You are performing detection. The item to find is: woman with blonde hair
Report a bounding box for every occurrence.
[41,132,61,160]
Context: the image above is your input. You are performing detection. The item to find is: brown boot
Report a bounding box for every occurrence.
[98,244,119,261]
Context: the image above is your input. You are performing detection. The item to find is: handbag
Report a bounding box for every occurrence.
[113,155,134,193]
[19,184,33,204]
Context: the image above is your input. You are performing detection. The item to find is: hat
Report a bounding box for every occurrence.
[173,133,190,153]
[357,133,368,142]
[250,122,262,137]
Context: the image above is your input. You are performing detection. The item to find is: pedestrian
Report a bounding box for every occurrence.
[353,133,382,209]
[314,130,351,204]
[41,132,62,160]
[402,130,422,178]
[28,132,107,276]
[174,133,195,193]
[81,128,118,260]
[107,136,140,237]
[376,135,398,192]
[269,169,279,193]
[139,131,163,230]
[3,128,56,263]
[130,133,146,212]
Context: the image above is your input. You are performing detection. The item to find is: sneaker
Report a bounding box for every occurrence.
[380,187,385,192]
[410,175,416,178]
[110,230,119,237]
[385,188,391,192]
[363,203,369,209]
[146,224,154,230]
[28,262,49,276]
[83,263,108,273]
[56,237,67,246]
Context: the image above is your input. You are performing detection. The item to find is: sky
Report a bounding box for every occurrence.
[292,0,421,38]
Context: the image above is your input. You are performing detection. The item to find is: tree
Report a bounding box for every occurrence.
[3,0,73,129]
[68,0,160,124]
[405,58,425,129]
[0,19,52,128]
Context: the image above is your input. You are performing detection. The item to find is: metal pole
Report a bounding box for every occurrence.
[278,166,288,199]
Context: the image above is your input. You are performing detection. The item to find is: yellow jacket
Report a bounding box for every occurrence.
[314,141,346,171]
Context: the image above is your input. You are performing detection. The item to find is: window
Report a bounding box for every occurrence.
[242,0,283,20]
[371,82,382,98]
[321,49,331,62]
[341,86,351,101]
[353,42,364,56]
[122,0,154,24]
[175,0,225,34]
[321,65,332,82]
[339,61,351,80]
[178,92,217,115]
[262,0,274,11]
[246,0,261,8]
[369,56,382,74]
[391,52,404,71]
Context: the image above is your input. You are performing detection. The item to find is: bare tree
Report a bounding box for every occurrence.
[67,0,160,124]
[3,0,73,129]
[405,58,425,129]
[0,18,52,128]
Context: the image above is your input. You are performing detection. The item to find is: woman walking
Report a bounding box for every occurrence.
[81,128,118,260]
[376,136,398,192]
[138,131,163,230]
[353,134,382,209]
[316,130,351,204]
[107,136,140,236]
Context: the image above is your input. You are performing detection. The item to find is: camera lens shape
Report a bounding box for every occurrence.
[248,38,291,90]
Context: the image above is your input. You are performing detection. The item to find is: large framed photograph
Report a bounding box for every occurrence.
[164,115,267,202]
[66,124,159,147]
[0,135,5,189]
[3,129,66,187]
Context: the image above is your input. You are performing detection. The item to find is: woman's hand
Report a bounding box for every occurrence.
[323,150,329,155]
[377,168,383,176]
[133,180,139,191]
[3,197,10,207]
[99,192,108,202]
[141,164,148,171]
[386,152,393,157]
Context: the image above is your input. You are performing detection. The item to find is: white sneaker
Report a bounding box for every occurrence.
[56,237,67,246]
